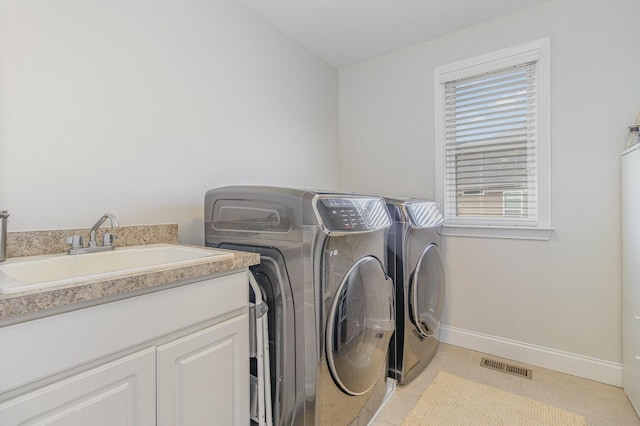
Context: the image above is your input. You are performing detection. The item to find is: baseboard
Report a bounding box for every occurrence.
[439,325,623,387]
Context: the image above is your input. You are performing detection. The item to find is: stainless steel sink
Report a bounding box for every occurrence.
[0,244,234,295]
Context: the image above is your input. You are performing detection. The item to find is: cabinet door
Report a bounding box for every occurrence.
[157,314,249,426]
[622,149,640,312]
[623,302,640,415]
[0,348,156,426]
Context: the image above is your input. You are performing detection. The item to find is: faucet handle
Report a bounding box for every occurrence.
[65,235,83,249]
[102,233,117,246]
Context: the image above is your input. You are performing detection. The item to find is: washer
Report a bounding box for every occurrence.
[204,186,395,426]
[385,198,445,385]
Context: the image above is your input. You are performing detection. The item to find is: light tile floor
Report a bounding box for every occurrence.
[372,343,640,426]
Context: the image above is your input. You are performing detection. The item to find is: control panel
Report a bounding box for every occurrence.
[405,202,444,229]
[315,197,391,233]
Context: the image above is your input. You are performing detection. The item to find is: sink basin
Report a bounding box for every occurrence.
[0,244,234,295]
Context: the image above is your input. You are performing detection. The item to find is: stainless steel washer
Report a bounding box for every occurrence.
[385,198,445,385]
[204,186,394,426]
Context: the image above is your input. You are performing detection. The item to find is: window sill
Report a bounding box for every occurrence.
[440,224,554,241]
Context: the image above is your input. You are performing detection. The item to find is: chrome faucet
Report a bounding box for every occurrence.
[0,210,9,262]
[89,213,120,248]
[66,213,119,255]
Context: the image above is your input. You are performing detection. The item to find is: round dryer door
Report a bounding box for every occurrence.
[326,256,395,396]
[410,243,445,338]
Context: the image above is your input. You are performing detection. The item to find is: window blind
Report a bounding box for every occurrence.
[444,62,537,223]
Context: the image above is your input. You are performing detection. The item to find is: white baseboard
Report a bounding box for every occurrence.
[439,325,623,387]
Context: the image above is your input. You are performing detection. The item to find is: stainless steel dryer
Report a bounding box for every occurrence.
[204,186,395,426]
[385,198,445,385]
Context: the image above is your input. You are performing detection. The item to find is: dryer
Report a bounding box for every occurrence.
[385,198,445,385]
[204,186,395,426]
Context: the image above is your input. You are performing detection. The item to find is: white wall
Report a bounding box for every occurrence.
[339,0,640,366]
[0,0,338,244]
[2,0,637,380]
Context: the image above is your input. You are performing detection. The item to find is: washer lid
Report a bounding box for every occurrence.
[211,199,292,233]
[326,256,395,395]
[410,243,445,338]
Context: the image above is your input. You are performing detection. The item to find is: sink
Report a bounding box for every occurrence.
[0,244,235,295]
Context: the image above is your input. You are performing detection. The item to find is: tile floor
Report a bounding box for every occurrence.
[372,343,640,426]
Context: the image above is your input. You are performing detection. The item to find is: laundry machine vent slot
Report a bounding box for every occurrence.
[480,357,532,379]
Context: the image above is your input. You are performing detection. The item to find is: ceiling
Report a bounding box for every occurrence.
[234,0,549,67]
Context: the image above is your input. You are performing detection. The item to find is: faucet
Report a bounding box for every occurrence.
[89,213,120,248]
[0,210,9,262]
[66,213,119,255]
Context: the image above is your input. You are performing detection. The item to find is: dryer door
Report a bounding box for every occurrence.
[410,244,445,338]
[326,256,395,396]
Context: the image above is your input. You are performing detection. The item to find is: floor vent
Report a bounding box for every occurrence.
[480,357,532,379]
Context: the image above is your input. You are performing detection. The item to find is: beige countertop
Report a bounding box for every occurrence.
[0,247,259,325]
[0,225,260,325]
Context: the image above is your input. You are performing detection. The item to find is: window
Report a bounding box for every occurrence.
[435,38,552,240]
[503,191,525,217]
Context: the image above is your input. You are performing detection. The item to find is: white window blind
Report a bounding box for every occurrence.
[444,62,537,225]
[435,38,551,240]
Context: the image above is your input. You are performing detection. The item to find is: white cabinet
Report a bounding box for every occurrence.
[0,348,156,425]
[158,315,248,426]
[0,272,249,425]
[622,146,640,314]
[621,146,640,415]
[623,303,640,414]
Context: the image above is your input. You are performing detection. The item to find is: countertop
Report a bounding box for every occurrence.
[0,246,260,325]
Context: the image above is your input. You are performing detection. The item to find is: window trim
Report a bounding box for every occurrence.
[434,38,552,241]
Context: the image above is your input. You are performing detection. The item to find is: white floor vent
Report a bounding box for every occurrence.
[480,357,532,379]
